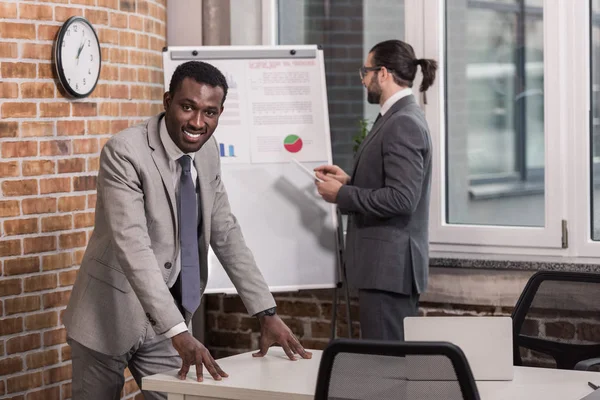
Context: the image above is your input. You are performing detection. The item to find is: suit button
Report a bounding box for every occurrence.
[146,312,151,318]
[150,320,156,326]
[164,262,172,269]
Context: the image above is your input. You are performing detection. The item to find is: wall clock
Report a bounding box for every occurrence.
[54,16,101,98]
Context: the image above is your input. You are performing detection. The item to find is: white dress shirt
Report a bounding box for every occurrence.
[159,117,198,338]
[380,87,412,116]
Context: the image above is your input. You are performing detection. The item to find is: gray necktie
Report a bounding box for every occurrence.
[178,155,201,314]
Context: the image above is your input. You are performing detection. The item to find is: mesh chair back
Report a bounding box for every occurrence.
[314,339,480,400]
[512,271,600,369]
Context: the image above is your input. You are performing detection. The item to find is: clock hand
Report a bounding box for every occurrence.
[76,32,85,64]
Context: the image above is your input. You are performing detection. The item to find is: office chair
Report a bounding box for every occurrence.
[512,270,600,370]
[314,339,480,400]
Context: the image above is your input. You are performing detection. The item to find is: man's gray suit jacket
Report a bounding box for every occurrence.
[337,95,432,296]
[64,113,275,356]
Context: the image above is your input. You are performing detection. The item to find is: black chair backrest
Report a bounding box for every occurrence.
[512,271,600,369]
[314,339,480,400]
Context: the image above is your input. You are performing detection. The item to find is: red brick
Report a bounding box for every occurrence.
[4,257,40,276]
[110,119,129,133]
[87,157,100,171]
[42,252,72,271]
[73,175,97,191]
[88,194,97,208]
[38,62,54,79]
[40,177,71,194]
[6,333,41,355]
[0,2,17,18]
[99,102,119,116]
[22,197,56,215]
[74,212,95,228]
[40,140,71,156]
[98,27,119,45]
[0,278,22,297]
[40,102,70,118]
[100,64,119,80]
[73,138,98,154]
[72,0,96,5]
[59,232,86,249]
[0,239,21,257]
[41,215,72,233]
[44,364,71,385]
[6,371,42,394]
[85,8,108,25]
[110,48,128,63]
[22,160,55,176]
[37,24,60,41]
[0,357,23,376]
[3,218,38,236]
[57,158,85,174]
[21,82,54,98]
[61,344,71,361]
[110,85,129,99]
[89,83,110,99]
[1,102,37,118]
[62,382,72,398]
[54,7,83,22]
[26,349,59,370]
[0,82,18,98]
[72,102,97,117]
[43,328,67,346]
[43,290,71,309]
[19,4,53,20]
[21,44,52,61]
[21,122,54,137]
[59,270,77,286]
[0,317,23,336]
[100,0,120,9]
[1,62,36,78]
[129,15,143,31]
[0,200,20,217]
[2,179,37,196]
[24,311,57,330]
[2,141,37,158]
[26,386,60,400]
[0,121,18,137]
[87,120,110,135]
[0,42,18,58]
[0,161,19,177]
[57,120,85,136]
[23,236,56,255]
[0,22,35,39]
[58,196,86,212]
[5,296,41,316]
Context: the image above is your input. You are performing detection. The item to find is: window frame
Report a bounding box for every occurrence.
[413,0,567,253]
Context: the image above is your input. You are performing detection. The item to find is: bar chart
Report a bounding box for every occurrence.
[219,143,236,158]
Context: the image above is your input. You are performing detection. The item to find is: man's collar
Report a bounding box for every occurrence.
[380,87,413,116]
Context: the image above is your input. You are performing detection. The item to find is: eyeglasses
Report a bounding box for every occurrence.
[359,65,382,79]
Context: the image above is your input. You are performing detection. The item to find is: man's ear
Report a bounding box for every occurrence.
[163,91,171,111]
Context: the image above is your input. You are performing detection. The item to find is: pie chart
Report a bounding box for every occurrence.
[283,134,303,153]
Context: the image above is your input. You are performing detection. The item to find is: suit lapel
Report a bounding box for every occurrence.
[147,113,178,238]
[194,147,212,250]
[351,95,417,179]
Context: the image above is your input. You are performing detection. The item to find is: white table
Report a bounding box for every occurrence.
[143,348,600,400]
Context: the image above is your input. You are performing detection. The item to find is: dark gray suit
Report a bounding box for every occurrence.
[337,95,431,340]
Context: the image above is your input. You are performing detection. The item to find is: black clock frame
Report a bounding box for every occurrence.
[53,16,102,99]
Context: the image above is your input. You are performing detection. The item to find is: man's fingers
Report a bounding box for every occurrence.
[281,341,297,361]
[252,340,270,358]
[178,360,190,380]
[252,349,266,357]
[214,361,229,378]
[202,353,223,381]
[195,358,204,382]
[294,342,313,359]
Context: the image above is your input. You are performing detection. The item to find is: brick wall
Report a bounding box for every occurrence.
[205,289,588,370]
[0,0,166,399]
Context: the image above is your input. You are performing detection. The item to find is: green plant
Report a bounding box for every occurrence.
[353,118,370,154]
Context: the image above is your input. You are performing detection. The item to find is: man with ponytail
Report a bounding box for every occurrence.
[315,40,437,341]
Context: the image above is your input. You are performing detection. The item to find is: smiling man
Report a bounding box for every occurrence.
[64,61,311,400]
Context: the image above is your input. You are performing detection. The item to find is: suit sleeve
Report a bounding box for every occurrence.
[336,115,426,218]
[208,141,276,315]
[98,137,184,335]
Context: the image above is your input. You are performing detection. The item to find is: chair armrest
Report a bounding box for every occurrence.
[575,358,600,371]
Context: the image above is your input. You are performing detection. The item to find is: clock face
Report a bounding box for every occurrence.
[54,17,101,98]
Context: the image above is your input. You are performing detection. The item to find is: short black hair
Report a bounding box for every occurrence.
[169,61,229,105]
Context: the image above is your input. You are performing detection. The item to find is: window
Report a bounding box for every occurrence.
[446,0,544,227]
[592,0,600,240]
[277,0,405,173]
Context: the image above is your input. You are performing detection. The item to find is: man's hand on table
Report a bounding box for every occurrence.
[253,314,313,361]
[171,331,228,382]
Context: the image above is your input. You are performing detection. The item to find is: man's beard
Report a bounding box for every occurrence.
[366,80,381,104]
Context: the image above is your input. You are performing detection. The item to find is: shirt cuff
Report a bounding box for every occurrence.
[163,322,188,338]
